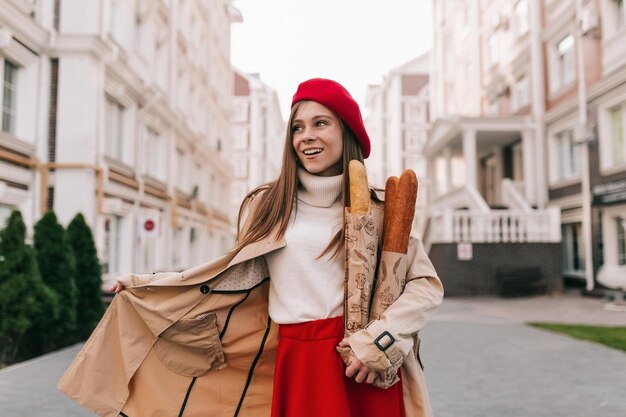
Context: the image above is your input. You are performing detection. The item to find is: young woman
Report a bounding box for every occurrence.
[230,78,443,417]
[70,78,443,417]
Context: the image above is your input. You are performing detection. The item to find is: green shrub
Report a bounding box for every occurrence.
[0,210,59,363]
[33,211,78,350]
[67,213,105,340]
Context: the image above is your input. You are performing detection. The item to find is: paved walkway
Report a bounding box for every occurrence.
[422,294,626,417]
[0,293,624,416]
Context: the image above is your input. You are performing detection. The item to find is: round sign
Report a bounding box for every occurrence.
[144,219,155,231]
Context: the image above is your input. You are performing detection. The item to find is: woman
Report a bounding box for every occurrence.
[62,78,443,417]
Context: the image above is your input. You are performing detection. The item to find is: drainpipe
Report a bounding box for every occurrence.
[574,0,594,291]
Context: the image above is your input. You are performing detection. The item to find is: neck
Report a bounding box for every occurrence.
[297,168,343,208]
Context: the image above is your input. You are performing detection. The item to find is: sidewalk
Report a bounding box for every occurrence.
[422,294,626,417]
[0,344,93,416]
[0,293,624,416]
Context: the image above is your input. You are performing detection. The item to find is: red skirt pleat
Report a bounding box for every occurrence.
[270,316,405,417]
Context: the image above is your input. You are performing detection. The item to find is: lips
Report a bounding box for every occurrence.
[302,148,323,157]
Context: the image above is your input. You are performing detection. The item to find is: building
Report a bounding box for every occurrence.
[231,69,284,227]
[0,0,242,287]
[427,0,561,295]
[365,53,430,234]
[428,0,626,295]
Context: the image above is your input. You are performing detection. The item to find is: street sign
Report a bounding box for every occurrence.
[457,242,473,261]
[138,212,161,239]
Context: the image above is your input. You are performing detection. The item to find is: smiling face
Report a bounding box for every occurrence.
[291,101,344,177]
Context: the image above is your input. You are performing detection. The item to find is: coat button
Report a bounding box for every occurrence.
[200,285,210,294]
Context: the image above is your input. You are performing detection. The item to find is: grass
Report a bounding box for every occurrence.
[529,323,626,353]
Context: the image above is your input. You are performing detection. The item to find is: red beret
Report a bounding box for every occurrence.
[291,78,371,159]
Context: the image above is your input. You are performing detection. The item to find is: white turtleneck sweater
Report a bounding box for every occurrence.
[264,168,345,324]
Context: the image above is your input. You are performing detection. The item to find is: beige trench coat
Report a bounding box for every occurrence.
[58,188,443,417]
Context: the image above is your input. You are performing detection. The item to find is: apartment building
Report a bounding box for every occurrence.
[427,0,561,295]
[428,0,626,295]
[365,53,430,234]
[0,0,242,287]
[231,69,284,226]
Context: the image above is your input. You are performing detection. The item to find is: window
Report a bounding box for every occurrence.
[155,36,168,90]
[144,128,165,180]
[172,226,183,269]
[488,98,499,116]
[0,204,13,230]
[232,101,248,122]
[2,60,18,134]
[556,129,579,180]
[615,0,625,30]
[176,148,187,190]
[562,222,586,276]
[233,127,249,150]
[555,35,575,91]
[610,105,625,165]
[617,217,626,265]
[487,32,499,68]
[234,157,248,178]
[102,215,122,276]
[403,103,425,124]
[512,75,530,111]
[142,236,157,272]
[105,97,126,160]
[404,130,425,150]
[514,0,529,37]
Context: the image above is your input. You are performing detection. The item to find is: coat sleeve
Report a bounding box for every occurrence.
[348,236,443,372]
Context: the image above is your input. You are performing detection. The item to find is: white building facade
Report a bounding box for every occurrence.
[0,0,242,287]
[365,53,430,234]
[230,69,284,227]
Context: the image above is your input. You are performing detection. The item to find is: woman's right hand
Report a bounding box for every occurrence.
[109,282,124,293]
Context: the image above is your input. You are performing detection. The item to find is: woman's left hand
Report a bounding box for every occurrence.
[338,337,379,384]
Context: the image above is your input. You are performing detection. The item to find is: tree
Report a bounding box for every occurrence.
[67,213,105,340]
[0,210,58,363]
[33,211,78,349]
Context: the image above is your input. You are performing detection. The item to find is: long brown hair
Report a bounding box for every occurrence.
[233,101,365,259]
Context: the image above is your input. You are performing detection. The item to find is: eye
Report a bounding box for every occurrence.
[316,120,328,127]
[291,124,303,133]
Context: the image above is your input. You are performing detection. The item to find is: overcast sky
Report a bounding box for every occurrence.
[230,0,433,119]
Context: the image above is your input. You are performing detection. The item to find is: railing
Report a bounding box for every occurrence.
[501,179,532,212]
[429,208,561,244]
[430,185,490,213]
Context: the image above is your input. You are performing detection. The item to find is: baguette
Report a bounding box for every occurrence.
[382,170,418,254]
[348,160,370,214]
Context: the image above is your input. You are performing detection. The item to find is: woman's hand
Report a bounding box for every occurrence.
[108,282,124,293]
[338,337,379,384]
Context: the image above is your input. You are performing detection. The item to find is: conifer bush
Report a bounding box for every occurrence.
[0,210,59,363]
[33,211,78,350]
[67,213,105,340]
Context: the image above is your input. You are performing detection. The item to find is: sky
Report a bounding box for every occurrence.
[230,0,433,119]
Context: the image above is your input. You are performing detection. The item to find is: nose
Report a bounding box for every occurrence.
[301,127,317,142]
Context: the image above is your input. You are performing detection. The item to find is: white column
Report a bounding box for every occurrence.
[463,129,478,189]
[493,147,504,206]
[443,146,453,193]
[575,0,594,291]
[529,0,547,208]
[521,129,536,205]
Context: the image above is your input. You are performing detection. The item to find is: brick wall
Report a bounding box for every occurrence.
[429,243,562,297]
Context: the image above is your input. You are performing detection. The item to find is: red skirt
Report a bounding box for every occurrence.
[270,316,405,417]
